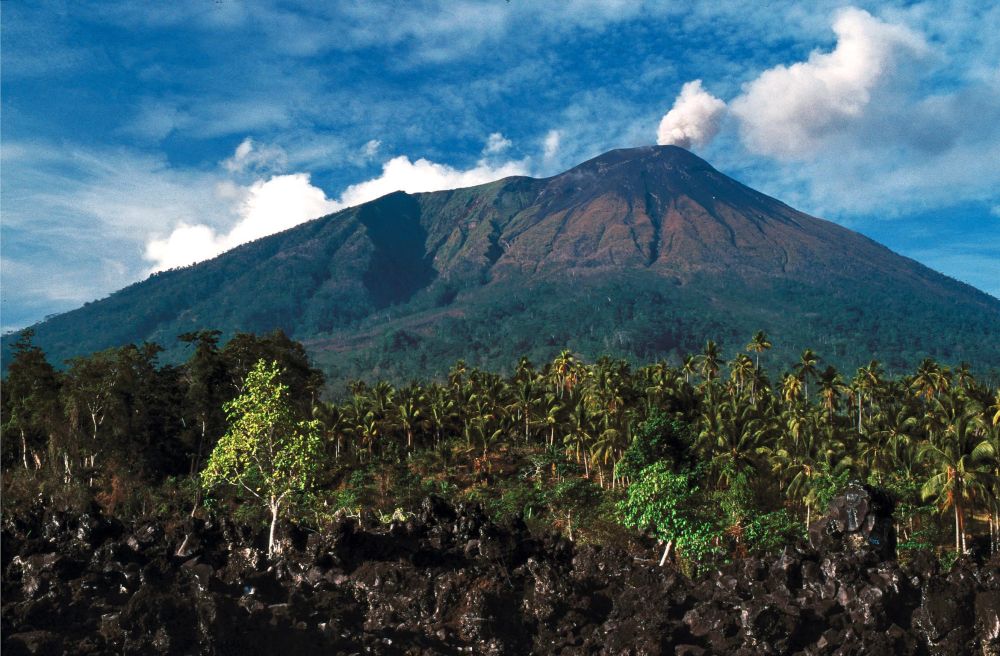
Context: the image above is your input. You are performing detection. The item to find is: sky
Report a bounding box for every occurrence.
[2,0,999,332]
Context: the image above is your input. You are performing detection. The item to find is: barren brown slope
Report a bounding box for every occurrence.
[417,146,978,300]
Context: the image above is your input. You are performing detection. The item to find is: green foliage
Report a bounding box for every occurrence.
[4,321,999,564]
[809,468,854,515]
[202,359,323,555]
[615,411,692,480]
[202,359,323,501]
[486,480,545,523]
[743,509,805,554]
[618,462,723,565]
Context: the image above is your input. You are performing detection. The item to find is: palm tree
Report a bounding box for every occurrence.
[564,397,596,478]
[681,355,698,385]
[550,350,578,398]
[541,392,565,449]
[699,340,721,382]
[817,366,845,420]
[770,406,848,528]
[911,358,950,401]
[729,354,755,399]
[696,398,775,484]
[394,386,427,452]
[781,373,803,405]
[793,349,820,400]
[746,331,772,370]
[426,384,457,447]
[919,392,995,552]
[851,360,884,435]
[507,377,538,443]
[857,406,916,485]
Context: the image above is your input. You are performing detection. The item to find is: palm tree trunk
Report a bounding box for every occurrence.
[858,394,863,434]
[957,500,966,553]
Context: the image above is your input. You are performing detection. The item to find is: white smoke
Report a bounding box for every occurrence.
[656,80,727,149]
[730,7,926,158]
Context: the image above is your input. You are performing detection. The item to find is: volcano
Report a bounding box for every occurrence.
[8,146,999,384]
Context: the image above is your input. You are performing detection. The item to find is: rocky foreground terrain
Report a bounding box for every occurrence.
[3,496,1000,655]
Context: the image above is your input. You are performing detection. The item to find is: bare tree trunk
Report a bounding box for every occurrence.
[269,500,281,559]
[955,503,961,553]
[21,429,30,470]
[806,503,811,530]
[659,539,674,566]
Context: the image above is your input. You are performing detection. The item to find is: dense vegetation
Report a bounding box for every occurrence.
[313,274,1000,392]
[3,327,1000,572]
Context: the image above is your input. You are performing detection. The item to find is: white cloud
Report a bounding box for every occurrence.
[730,7,926,158]
[483,132,512,155]
[543,130,562,161]
[145,173,339,272]
[361,139,382,159]
[336,155,528,208]
[656,80,727,149]
[143,223,223,272]
[222,137,288,174]
[144,151,529,273]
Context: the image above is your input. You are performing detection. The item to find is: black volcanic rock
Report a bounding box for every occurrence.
[7,145,999,380]
[4,498,1000,655]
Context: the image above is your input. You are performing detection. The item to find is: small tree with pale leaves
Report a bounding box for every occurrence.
[202,359,322,558]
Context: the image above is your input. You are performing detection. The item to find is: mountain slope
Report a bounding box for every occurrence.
[8,146,999,385]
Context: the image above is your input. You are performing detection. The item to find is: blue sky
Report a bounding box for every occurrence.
[3,0,998,332]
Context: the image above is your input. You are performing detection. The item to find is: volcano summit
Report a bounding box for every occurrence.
[8,146,999,383]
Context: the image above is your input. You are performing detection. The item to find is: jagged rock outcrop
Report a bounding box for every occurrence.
[3,496,999,655]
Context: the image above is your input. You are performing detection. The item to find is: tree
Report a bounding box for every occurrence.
[746,331,772,371]
[3,330,62,471]
[698,340,721,382]
[618,462,719,567]
[178,330,228,476]
[919,392,995,553]
[794,349,820,399]
[202,359,322,558]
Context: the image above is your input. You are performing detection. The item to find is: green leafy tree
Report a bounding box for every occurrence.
[202,359,323,558]
[618,462,720,568]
